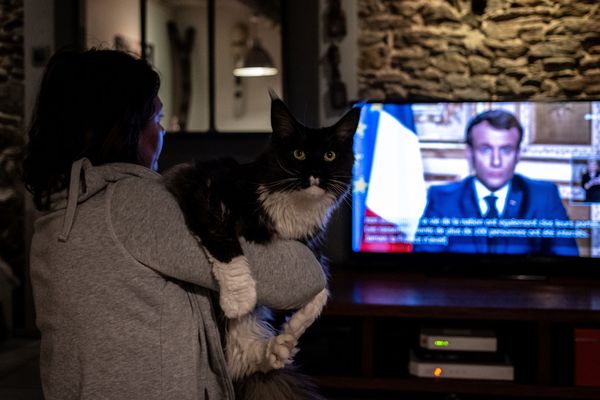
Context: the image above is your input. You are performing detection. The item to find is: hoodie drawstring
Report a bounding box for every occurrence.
[58,159,85,242]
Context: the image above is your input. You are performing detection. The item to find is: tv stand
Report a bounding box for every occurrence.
[297,269,600,399]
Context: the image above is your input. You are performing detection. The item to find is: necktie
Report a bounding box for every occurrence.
[484,194,499,253]
[484,195,499,219]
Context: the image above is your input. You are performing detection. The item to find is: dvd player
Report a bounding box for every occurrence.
[420,328,497,352]
[409,350,514,381]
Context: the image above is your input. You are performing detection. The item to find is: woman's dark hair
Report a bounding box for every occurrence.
[465,109,524,148]
[22,48,160,210]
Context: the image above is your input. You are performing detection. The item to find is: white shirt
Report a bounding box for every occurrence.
[473,179,511,217]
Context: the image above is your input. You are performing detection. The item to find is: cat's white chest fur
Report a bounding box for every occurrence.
[258,185,337,239]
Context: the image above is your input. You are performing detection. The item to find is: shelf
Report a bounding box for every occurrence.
[325,270,600,323]
[298,269,600,399]
[316,376,600,399]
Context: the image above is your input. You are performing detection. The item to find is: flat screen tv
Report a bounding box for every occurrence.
[348,100,600,277]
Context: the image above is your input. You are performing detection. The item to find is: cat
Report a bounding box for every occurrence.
[163,92,360,399]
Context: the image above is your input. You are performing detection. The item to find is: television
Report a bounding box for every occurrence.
[346,100,600,277]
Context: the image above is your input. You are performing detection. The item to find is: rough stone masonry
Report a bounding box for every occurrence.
[357,0,600,101]
[0,0,24,333]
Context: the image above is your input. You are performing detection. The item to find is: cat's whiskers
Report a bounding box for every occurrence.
[339,196,352,208]
[261,177,297,187]
[330,174,352,179]
[275,158,299,176]
[262,178,301,193]
[326,183,352,208]
[330,189,349,204]
[330,188,349,198]
[326,179,351,196]
[328,177,351,186]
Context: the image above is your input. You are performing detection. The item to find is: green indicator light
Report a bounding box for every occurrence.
[434,340,449,347]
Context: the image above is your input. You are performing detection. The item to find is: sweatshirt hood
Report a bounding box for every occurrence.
[53,158,160,242]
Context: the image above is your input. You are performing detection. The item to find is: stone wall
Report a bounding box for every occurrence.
[357,0,600,101]
[0,0,24,333]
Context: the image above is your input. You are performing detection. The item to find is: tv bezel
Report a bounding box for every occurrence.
[338,98,600,279]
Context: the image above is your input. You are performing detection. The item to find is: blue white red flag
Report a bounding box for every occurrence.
[352,103,427,252]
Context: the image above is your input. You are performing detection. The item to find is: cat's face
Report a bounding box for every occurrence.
[262,99,360,202]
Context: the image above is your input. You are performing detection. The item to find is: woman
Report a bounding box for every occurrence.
[22,49,325,399]
[582,158,600,203]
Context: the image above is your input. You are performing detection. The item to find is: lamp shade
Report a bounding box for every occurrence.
[233,39,278,77]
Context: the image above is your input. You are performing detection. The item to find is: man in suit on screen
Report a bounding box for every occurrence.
[414,109,579,256]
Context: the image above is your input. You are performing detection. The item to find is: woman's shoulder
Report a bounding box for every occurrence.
[107,168,185,229]
[111,173,176,208]
[108,172,193,246]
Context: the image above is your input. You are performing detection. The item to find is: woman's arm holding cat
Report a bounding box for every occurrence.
[240,237,326,309]
[110,177,326,309]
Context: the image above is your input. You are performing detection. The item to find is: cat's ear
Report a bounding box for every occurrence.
[268,88,280,101]
[270,92,296,138]
[334,106,361,141]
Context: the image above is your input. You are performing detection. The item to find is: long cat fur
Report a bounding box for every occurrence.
[163,93,360,399]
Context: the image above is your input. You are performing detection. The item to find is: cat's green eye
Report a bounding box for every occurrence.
[293,149,306,160]
[324,151,336,161]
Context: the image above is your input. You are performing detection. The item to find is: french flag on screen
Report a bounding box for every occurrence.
[352,104,427,252]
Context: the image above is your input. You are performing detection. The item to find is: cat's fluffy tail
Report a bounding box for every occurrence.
[234,366,326,400]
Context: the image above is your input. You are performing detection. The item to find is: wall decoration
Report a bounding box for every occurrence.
[532,102,591,145]
[113,34,142,56]
[413,102,476,143]
[522,103,600,160]
[167,21,195,132]
[323,0,348,110]
[143,0,281,132]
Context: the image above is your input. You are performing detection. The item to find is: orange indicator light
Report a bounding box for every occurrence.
[433,367,443,377]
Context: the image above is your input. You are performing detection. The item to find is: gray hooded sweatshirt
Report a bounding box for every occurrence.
[29,158,326,400]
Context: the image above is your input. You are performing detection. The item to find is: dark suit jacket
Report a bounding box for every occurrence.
[414,174,579,256]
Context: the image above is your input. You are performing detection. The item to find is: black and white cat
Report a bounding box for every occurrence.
[164,93,360,399]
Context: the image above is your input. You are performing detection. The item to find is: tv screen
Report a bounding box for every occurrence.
[351,100,600,269]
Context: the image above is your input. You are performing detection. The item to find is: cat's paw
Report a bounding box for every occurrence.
[211,255,257,318]
[265,333,297,370]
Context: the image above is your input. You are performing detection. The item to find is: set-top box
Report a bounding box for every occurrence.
[420,328,497,352]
